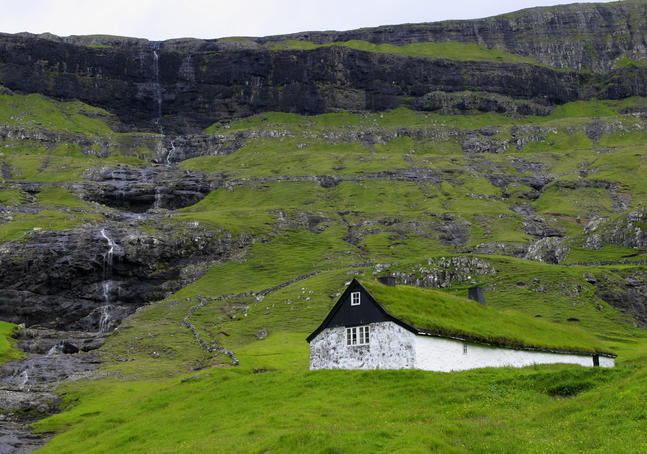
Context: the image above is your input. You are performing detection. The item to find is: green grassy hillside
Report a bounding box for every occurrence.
[0,321,23,364]
[1,87,647,452]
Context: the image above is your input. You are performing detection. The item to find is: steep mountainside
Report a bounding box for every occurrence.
[2,1,647,133]
[1,1,647,453]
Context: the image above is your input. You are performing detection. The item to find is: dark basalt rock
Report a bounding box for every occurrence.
[0,224,251,330]
[0,328,105,454]
[78,165,212,212]
[16,329,107,354]
[255,1,647,73]
[522,216,564,239]
[1,1,647,134]
[594,270,647,327]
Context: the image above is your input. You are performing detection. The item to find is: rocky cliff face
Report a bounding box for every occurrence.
[257,1,647,72]
[1,1,646,134]
[0,221,249,331]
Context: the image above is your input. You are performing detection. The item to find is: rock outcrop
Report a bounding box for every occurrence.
[0,223,250,330]
[78,165,212,212]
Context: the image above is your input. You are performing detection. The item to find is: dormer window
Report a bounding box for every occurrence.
[351,292,361,306]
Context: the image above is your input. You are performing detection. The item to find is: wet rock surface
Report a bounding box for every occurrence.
[78,165,212,212]
[0,329,103,454]
[0,222,250,331]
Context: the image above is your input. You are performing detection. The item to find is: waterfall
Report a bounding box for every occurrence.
[150,43,177,167]
[151,43,163,130]
[18,369,29,387]
[154,188,162,209]
[166,139,177,166]
[99,305,112,333]
[99,228,117,333]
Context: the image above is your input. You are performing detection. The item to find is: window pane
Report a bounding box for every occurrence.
[351,292,360,305]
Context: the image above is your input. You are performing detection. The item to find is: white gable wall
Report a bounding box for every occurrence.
[309,321,415,370]
[310,321,615,371]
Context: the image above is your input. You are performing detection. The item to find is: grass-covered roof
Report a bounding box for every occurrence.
[361,280,613,356]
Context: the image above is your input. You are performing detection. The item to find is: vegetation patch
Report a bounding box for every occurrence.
[0,321,24,364]
[0,210,102,242]
[265,39,542,65]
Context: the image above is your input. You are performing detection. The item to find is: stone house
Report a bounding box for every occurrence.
[307,279,616,371]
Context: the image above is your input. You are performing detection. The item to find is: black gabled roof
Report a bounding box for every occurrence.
[306,278,417,342]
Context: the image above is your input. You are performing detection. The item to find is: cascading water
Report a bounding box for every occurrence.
[18,369,29,387]
[166,139,177,166]
[99,228,117,333]
[154,188,163,209]
[151,43,163,129]
[150,42,177,167]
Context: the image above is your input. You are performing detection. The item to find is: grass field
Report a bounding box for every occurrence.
[34,329,647,453]
[0,321,23,364]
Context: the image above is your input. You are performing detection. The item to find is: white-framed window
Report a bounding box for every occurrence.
[350,291,361,306]
[346,325,370,346]
[463,344,468,355]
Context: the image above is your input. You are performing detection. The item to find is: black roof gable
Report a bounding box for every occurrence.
[306,279,417,342]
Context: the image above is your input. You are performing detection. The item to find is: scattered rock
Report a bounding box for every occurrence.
[525,237,570,264]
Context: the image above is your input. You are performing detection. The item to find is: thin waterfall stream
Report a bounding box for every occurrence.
[98,228,118,333]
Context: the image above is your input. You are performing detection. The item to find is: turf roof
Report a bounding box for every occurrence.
[360,280,614,356]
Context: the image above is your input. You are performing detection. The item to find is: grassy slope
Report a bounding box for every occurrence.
[264,39,543,66]
[0,321,23,364]
[34,259,647,452]
[0,92,164,240]
[1,93,646,451]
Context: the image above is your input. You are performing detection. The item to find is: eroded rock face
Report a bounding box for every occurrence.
[256,2,647,73]
[583,210,647,250]
[525,237,570,264]
[0,223,250,330]
[0,328,104,454]
[78,165,212,212]
[594,270,647,327]
[393,256,497,289]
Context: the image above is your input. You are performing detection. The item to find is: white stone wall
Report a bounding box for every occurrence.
[414,335,615,372]
[309,322,416,370]
[599,356,615,368]
[310,322,615,371]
